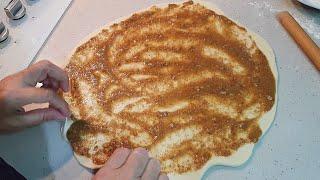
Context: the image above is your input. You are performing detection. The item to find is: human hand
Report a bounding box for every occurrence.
[0,60,70,133]
[93,148,169,180]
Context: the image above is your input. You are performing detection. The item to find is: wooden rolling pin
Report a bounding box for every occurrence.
[277,11,320,70]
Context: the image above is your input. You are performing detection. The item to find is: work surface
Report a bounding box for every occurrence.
[0,0,319,179]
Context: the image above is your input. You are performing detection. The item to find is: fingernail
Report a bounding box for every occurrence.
[63,83,69,92]
[67,108,71,117]
[53,112,66,120]
[61,109,70,118]
[159,174,169,180]
[149,158,161,167]
[66,84,70,92]
[63,104,71,117]
[108,148,131,169]
[147,158,161,172]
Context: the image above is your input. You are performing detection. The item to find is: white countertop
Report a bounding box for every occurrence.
[0,0,72,78]
[0,1,319,180]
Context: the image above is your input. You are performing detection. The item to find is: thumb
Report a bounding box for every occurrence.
[18,108,66,128]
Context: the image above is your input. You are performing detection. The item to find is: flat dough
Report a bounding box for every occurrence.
[62,1,278,179]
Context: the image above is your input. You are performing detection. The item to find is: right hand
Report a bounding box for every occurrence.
[93,148,169,180]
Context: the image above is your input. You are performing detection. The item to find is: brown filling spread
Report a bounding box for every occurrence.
[66,1,275,174]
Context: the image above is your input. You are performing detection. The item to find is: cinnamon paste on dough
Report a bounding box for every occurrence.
[66,1,275,174]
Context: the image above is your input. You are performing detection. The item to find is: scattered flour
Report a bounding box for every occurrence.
[248,0,320,41]
[248,1,280,14]
[294,14,320,40]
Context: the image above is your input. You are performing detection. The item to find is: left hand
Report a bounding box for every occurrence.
[93,148,169,180]
[0,60,71,133]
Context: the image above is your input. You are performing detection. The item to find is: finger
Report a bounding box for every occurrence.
[16,108,65,128]
[7,88,70,117]
[42,78,59,91]
[123,148,150,178]
[17,107,25,113]
[106,148,131,169]
[159,174,169,180]
[42,78,50,88]
[21,60,69,92]
[94,148,131,179]
[141,158,161,180]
